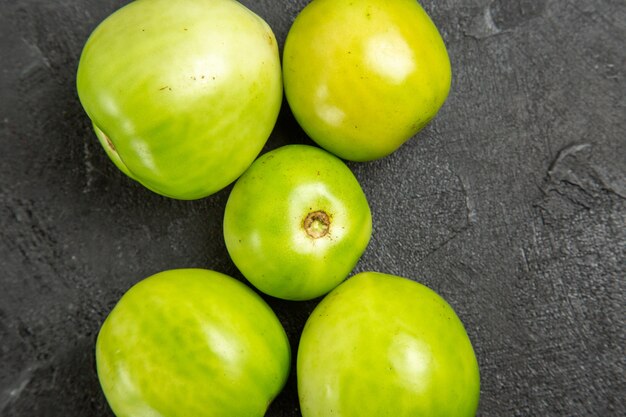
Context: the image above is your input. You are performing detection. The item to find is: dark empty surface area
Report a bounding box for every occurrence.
[1,0,624,416]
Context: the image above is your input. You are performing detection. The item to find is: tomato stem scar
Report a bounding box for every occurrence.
[102,132,116,152]
[303,211,330,239]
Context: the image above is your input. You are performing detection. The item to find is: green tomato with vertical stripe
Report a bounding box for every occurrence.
[96,269,290,417]
[77,0,282,199]
[298,272,480,417]
[223,144,372,301]
[283,0,452,161]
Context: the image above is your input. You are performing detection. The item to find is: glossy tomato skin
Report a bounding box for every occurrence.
[223,145,372,301]
[283,0,451,161]
[298,272,480,417]
[96,269,291,417]
[77,0,282,199]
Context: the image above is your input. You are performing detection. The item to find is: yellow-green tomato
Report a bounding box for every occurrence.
[223,145,372,301]
[283,0,451,161]
[298,272,480,417]
[77,0,282,199]
[96,269,291,417]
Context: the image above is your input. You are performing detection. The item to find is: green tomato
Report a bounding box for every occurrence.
[283,0,451,161]
[96,269,291,417]
[298,272,480,417]
[77,0,282,199]
[223,145,372,301]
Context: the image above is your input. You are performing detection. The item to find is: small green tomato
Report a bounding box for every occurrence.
[298,272,480,417]
[223,145,372,301]
[96,269,291,417]
[77,0,282,199]
[283,0,452,161]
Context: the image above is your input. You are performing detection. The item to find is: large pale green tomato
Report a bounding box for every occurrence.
[283,0,451,161]
[298,272,480,417]
[96,269,291,417]
[77,0,282,199]
[223,145,372,301]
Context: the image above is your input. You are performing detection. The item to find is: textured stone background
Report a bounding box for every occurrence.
[1,0,624,415]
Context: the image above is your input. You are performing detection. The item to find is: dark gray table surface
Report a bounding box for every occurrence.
[1,0,624,416]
